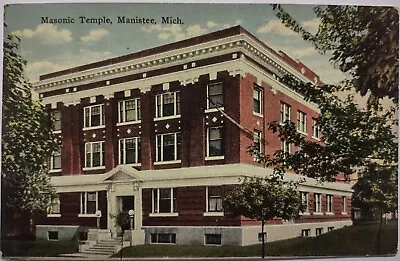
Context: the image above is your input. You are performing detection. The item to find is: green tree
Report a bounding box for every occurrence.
[272,5,399,107]
[2,32,57,236]
[223,176,305,259]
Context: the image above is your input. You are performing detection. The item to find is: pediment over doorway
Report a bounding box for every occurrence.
[102,165,141,182]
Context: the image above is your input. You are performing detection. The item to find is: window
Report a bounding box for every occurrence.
[301,229,310,237]
[118,98,141,123]
[280,102,291,123]
[253,130,262,155]
[119,137,141,164]
[326,195,333,213]
[281,140,292,154]
[315,228,323,236]
[253,86,263,115]
[207,186,223,212]
[207,127,223,157]
[342,196,347,213]
[80,192,98,215]
[258,232,267,242]
[156,133,181,162]
[48,231,59,241]
[301,192,309,213]
[50,147,61,170]
[205,234,222,245]
[314,193,322,213]
[155,92,180,118]
[48,194,61,215]
[297,111,307,133]
[84,104,105,128]
[85,141,105,168]
[51,110,62,131]
[328,227,334,232]
[207,83,223,109]
[152,188,177,214]
[151,233,176,244]
[312,118,321,139]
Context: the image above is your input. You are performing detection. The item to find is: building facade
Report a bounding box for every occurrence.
[34,26,352,246]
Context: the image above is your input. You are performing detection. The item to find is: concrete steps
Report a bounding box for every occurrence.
[80,238,122,256]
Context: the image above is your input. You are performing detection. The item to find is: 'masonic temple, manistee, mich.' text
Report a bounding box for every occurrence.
[40,16,184,25]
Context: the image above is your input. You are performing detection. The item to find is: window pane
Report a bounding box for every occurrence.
[125,139,137,164]
[125,100,137,122]
[84,108,90,127]
[162,134,175,161]
[209,84,223,95]
[209,128,222,140]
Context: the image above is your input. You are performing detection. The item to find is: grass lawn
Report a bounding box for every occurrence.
[115,220,398,257]
[1,239,79,257]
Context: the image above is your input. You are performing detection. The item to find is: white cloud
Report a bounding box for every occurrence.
[186,25,208,38]
[207,21,219,28]
[256,19,297,36]
[291,47,317,58]
[158,32,171,40]
[301,18,320,32]
[81,28,109,43]
[140,24,208,41]
[13,24,72,45]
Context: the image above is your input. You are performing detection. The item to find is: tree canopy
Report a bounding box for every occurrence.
[2,32,57,213]
[273,5,399,107]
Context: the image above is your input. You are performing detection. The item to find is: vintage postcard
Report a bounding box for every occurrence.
[1,1,398,260]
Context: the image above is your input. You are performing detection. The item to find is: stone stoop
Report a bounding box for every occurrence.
[80,238,123,256]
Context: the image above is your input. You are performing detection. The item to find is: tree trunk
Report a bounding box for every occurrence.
[261,219,265,259]
[376,210,383,255]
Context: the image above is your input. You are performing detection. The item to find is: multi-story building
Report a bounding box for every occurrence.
[34,25,352,246]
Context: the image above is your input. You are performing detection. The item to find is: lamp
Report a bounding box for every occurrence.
[128,209,134,230]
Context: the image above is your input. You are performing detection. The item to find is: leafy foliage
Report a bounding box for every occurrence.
[2,32,57,213]
[110,211,131,231]
[273,5,399,107]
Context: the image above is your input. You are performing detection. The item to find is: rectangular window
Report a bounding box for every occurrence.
[48,194,61,215]
[326,195,333,213]
[80,191,98,215]
[301,192,309,213]
[342,196,347,213]
[258,232,267,242]
[155,92,180,118]
[253,86,263,115]
[297,111,307,133]
[150,233,176,244]
[48,231,59,241]
[207,127,223,157]
[312,118,321,139]
[207,186,223,212]
[328,227,334,232]
[51,110,62,131]
[280,140,292,154]
[301,229,310,237]
[280,102,291,123]
[84,104,105,128]
[119,137,141,164]
[253,130,262,154]
[156,133,181,162]
[315,228,323,236]
[85,141,105,168]
[205,234,222,245]
[152,188,177,214]
[314,193,322,213]
[118,98,141,123]
[207,83,224,109]
[50,147,61,170]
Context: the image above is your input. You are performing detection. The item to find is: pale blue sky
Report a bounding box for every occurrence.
[4,3,347,83]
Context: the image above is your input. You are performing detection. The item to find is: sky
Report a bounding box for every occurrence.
[4,3,350,84]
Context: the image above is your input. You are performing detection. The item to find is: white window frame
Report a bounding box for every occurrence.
[83,104,105,129]
[155,91,180,120]
[150,233,177,244]
[301,192,309,215]
[204,186,224,216]
[79,191,99,217]
[47,194,61,218]
[51,110,62,133]
[155,133,181,164]
[314,193,322,214]
[253,86,263,116]
[117,98,141,125]
[206,127,224,160]
[150,188,178,217]
[342,196,347,214]
[297,110,307,134]
[315,227,323,236]
[204,234,222,245]
[206,82,224,111]
[84,141,105,170]
[49,147,62,172]
[281,140,292,154]
[312,118,321,140]
[301,229,310,237]
[326,194,333,214]
[118,137,141,166]
[280,102,291,123]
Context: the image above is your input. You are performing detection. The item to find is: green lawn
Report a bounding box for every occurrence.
[1,239,79,257]
[116,221,398,257]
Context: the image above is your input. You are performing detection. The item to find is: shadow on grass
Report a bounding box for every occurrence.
[1,239,79,257]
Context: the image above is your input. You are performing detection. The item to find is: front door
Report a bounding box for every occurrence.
[120,196,134,212]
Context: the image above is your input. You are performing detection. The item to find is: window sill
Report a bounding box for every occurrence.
[253,112,263,118]
[52,130,62,134]
[78,214,101,218]
[205,156,225,161]
[154,115,181,121]
[47,214,61,218]
[83,125,105,131]
[83,166,106,171]
[342,212,347,215]
[49,169,61,173]
[149,213,179,217]
[297,131,308,136]
[325,212,334,215]
[300,212,310,216]
[313,212,323,216]
[203,212,224,217]
[116,120,141,126]
[312,136,321,141]
[119,163,141,167]
[205,107,224,113]
[154,160,181,165]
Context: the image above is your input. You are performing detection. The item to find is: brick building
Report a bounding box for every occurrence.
[33,26,352,246]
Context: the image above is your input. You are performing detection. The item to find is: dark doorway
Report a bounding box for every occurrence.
[120,196,134,212]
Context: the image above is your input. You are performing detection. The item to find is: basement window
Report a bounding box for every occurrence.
[301,229,310,237]
[48,231,59,241]
[150,233,176,244]
[205,234,222,245]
